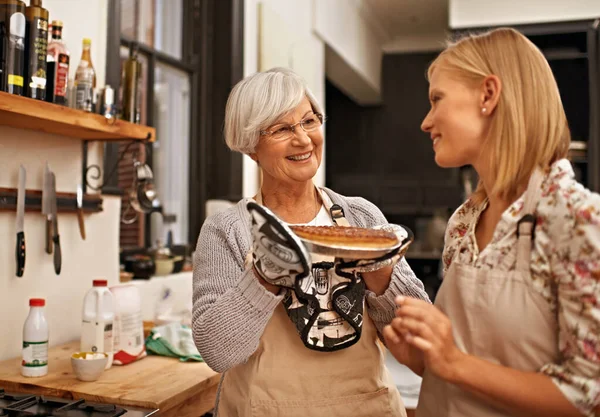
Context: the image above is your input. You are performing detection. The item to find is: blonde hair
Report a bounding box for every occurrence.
[428,28,570,204]
[224,67,323,154]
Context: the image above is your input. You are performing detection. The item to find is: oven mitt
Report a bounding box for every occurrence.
[336,224,414,274]
[247,202,311,288]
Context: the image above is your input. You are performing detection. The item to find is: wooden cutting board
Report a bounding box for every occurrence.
[0,341,220,416]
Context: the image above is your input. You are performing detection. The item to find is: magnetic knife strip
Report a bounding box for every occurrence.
[0,188,103,213]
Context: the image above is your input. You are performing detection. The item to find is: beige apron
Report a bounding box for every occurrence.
[217,188,406,417]
[417,169,559,417]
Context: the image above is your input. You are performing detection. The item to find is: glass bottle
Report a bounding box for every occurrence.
[75,37,96,112]
[24,0,48,100]
[46,19,69,105]
[0,0,26,95]
[121,43,142,123]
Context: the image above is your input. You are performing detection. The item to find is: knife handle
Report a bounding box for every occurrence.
[77,210,86,240]
[15,231,25,277]
[46,219,53,254]
[53,234,61,275]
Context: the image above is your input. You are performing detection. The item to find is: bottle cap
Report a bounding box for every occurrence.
[29,298,45,307]
[52,20,63,28]
[83,38,91,46]
[30,0,43,7]
[93,279,108,287]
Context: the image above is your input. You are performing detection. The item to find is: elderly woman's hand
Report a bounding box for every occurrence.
[392,295,466,382]
[248,202,310,289]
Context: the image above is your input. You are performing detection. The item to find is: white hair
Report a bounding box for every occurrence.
[224,67,324,154]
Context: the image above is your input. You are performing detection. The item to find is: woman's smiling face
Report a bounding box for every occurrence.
[251,97,323,185]
[421,67,488,169]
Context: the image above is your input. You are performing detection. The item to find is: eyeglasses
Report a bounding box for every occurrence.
[260,113,325,141]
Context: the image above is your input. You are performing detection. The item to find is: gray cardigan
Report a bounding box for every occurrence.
[192,188,429,373]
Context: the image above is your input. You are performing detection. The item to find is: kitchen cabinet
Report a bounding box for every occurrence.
[454,19,600,192]
[0,341,220,417]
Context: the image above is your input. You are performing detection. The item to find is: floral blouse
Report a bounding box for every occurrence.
[442,159,600,415]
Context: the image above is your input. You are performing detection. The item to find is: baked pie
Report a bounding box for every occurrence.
[290,225,399,249]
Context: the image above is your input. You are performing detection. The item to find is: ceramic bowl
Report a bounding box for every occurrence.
[71,352,108,382]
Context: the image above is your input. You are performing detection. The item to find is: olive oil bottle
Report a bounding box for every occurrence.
[0,0,26,95]
[121,43,142,123]
[24,0,48,100]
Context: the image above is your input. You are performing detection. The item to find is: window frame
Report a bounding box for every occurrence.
[104,0,244,249]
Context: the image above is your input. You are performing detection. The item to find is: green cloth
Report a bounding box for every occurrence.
[145,323,203,362]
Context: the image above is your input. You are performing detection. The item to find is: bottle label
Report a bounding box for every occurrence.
[81,320,113,355]
[27,17,48,93]
[76,81,93,111]
[22,341,48,367]
[54,53,69,97]
[104,322,114,353]
[8,74,24,87]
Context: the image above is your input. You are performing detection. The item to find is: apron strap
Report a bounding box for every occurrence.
[515,169,545,273]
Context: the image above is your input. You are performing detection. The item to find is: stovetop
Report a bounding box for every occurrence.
[0,390,158,417]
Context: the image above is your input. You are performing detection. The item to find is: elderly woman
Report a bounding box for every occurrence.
[384,28,600,417]
[192,67,429,416]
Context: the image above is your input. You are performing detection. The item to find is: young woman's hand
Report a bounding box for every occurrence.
[383,320,425,376]
[392,296,467,383]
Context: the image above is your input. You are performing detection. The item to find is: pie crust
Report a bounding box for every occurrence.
[290,225,399,249]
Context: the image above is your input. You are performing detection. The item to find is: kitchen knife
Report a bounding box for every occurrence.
[76,184,86,240]
[41,163,53,254]
[15,165,26,277]
[50,172,61,275]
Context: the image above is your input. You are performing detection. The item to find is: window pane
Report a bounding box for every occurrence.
[119,46,148,125]
[120,0,136,39]
[151,64,190,245]
[154,0,183,59]
[120,0,182,59]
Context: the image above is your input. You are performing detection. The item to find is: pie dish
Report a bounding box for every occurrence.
[290,224,413,260]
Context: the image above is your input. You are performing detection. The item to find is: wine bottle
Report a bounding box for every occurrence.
[46,19,69,105]
[0,0,26,95]
[24,0,48,100]
[120,43,142,123]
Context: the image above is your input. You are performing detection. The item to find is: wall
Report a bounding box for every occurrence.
[450,0,600,28]
[0,0,112,361]
[44,0,108,86]
[242,0,382,198]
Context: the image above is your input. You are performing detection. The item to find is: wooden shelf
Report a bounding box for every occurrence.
[0,91,155,142]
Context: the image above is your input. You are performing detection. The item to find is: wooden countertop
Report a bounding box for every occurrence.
[0,342,220,416]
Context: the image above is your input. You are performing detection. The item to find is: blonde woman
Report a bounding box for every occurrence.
[384,28,600,417]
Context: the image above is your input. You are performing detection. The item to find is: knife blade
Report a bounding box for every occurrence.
[76,184,86,240]
[41,163,53,254]
[50,172,61,275]
[15,165,26,277]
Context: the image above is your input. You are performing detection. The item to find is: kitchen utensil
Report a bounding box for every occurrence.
[15,165,26,277]
[76,183,86,239]
[71,352,107,382]
[41,162,52,254]
[296,225,414,260]
[49,172,61,275]
[129,160,157,213]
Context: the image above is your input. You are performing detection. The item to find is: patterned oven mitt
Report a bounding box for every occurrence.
[247,202,311,288]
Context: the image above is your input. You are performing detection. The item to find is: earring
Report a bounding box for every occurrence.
[481,107,487,114]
